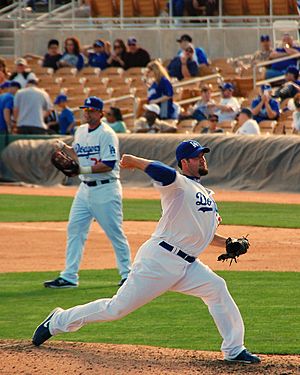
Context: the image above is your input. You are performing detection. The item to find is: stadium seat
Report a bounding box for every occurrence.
[55,67,77,76]
[234,77,254,97]
[115,0,136,17]
[258,120,277,134]
[89,0,116,17]
[223,0,246,15]
[245,0,268,15]
[100,67,124,76]
[219,120,235,132]
[135,0,160,16]
[176,119,197,133]
[272,0,299,15]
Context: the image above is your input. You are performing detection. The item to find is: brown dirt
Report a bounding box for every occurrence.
[0,341,299,375]
[1,184,299,374]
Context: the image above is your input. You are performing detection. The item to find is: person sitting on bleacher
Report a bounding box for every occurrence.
[9,58,38,88]
[107,39,127,69]
[123,37,151,70]
[57,37,85,71]
[146,60,176,119]
[179,84,215,122]
[251,84,280,124]
[267,34,300,80]
[82,39,110,70]
[273,65,300,101]
[213,82,240,123]
[251,35,273,65]
[168,44,199,81]
[103,107,128,134]
[201,114,224,134]
[133,104,177,133]
[25,39,62,71]
[235,108,260,135]
[176,34,209,68]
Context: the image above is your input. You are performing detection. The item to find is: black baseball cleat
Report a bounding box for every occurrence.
[118,278,127,287]
[225,349,261,364]
[32,307,63,346]
[44,277,77,288]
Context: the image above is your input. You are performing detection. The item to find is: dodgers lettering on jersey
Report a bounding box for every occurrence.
[151,173,221,257]
[73,122,120,181]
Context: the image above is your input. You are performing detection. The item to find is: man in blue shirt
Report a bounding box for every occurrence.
[267,34,300,79]
[54,94,76,135]
[0,81,21,134]
[168,45,199,81]
[251,84,280,123]
[176,34,209,67]
[83,39,109,70]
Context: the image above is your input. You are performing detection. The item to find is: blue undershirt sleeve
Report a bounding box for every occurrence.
[144,161,176,186]
[102,160,116,169]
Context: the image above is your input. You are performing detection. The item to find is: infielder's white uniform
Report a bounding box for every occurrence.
[60,122,131,284]
[50,171,245,359]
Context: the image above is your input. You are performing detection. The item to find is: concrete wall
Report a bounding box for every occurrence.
[15,27,274,60]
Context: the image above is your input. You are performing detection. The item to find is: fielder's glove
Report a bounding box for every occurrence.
[217,236,250,265]
[51,150,79,177]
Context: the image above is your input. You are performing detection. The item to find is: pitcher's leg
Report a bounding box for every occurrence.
[60,192,93,284]
[171,260,245,359]
[91,198,131,279]
[50,255,180,336]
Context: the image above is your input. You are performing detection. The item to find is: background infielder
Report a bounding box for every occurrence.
[34,140,260,364]
[44,96,131,288]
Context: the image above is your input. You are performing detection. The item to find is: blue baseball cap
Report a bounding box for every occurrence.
[260,35,270,42]
[79,96,104,110]
[10,81,21,89]
[54,94,68,104]
[176,140,210,163]
[94,39,105,48]
[127,37,137,45]
[220,82,234,91]
[0,81,11,89]
[260,84,272,92]
[286,65,299,78]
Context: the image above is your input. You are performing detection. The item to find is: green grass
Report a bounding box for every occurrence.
[0,270,299,354]
[0,194,300,227]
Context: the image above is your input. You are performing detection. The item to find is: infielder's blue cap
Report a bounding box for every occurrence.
[0,81,11,89]
[54,94,68,104]
[80,96,104,111]
[176,140,210,162]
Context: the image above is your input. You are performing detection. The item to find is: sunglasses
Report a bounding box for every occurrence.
[128,43,136,46]
[210,119,218,122]
[185,48,194,53]
[83,108,100,113]
[114,45,121,49]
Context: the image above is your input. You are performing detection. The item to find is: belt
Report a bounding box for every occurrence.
[159,241,196,263]
[83,179,110,187]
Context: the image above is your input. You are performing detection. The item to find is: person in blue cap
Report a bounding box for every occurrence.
[43,96,131,289]
[251,84,280,123]
[273,65,300,100]
[214,82,240,123]
[33,139,261,366]
[54,94,76,135]
[0,81,21,134]
[82,39,110,70]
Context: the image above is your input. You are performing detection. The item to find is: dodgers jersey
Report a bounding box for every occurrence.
[73,122,120,181]
[151,173,221,257]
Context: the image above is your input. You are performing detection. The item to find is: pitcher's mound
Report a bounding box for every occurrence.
[0,340,299,374]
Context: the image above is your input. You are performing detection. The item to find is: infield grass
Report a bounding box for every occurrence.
[1,194,300,228]
[0,270,299,354]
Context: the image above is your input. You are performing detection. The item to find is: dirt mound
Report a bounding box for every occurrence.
[0,340,299,375]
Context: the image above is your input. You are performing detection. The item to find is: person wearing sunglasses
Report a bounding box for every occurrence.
[168,44,198,81]
[43,96,132,289]
[176,34,209,68]
[201,114,224,134]
[123,37,151,70]
[107,39,127,68]
[103,106,127,133]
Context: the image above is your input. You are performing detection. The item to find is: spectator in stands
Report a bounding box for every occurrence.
[251,84,280,123]
[57,37,85,71]
[267,34,300,79]
[107,39,127,68]
[273,65,300,101]
[291,94,300,134]
[168,44,199,81]
[25,39,63,71]
[252,35,273,65]
[83,39,110,70]
[0,58,9,84]
[13,79,52,134]
[235,108,260,135]
[104,106,127,133]
[45,108,59,134]
[54,94,76,135]
[201,114,224,133]
[133,104,177,133]
[9,58,37,88]
[179,84,215,121]
[213,82,240,122]
[166,0,185,17]
[146,60,176,119]
[176,34,209,67]
[190,0,219,16]
[0,81,21,134]
[123,37,151,70]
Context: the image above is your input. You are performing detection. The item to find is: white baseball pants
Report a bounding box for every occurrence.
[50,239,245,359]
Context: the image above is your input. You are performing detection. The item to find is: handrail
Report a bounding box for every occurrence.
[0,2,18,18]
[253,52,300,86]
[177,91,220,106]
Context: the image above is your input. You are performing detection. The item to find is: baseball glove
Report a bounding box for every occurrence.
[217,236,250,265]
[51,150,79,177]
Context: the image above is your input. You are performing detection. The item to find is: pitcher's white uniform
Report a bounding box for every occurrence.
[59,122,131,284]
[50,171,245,359]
